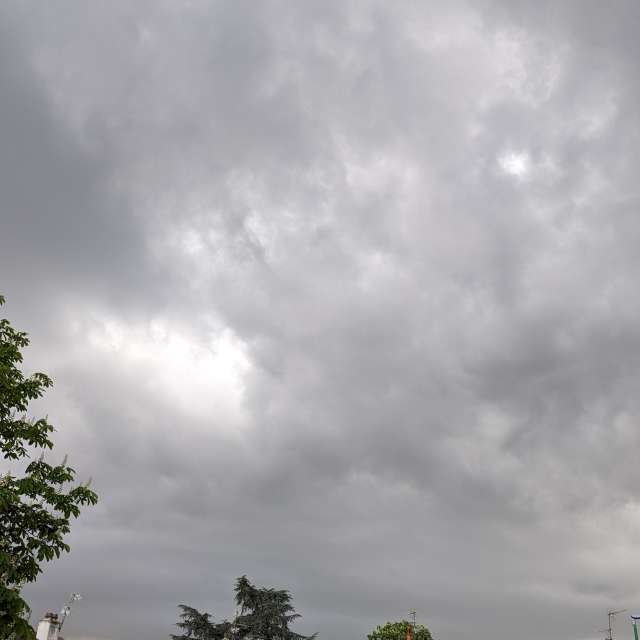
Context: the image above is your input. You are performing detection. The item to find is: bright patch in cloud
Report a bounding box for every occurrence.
[498,150,531,177]
[86,317,251,428]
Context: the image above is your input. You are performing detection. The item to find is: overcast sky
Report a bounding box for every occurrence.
[3,1,640,639]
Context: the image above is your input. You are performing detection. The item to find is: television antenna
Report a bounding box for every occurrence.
[59,593,82,631]
[409,610,417,640]
[604,609,627,640]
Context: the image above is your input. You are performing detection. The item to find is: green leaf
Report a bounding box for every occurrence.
[0,295,98,633]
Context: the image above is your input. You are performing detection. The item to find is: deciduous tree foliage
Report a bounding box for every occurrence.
[171,576,316,640]
[0,295,98,639]
[368,620,433,640]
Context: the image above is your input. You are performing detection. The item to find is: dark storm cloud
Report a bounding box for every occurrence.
[3,2,640,640]
[0,5,180,340]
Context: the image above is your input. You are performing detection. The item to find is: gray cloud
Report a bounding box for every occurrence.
[3,2,640,640]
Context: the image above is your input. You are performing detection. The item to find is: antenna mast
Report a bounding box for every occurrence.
[409,610,417,640]
[59,593,82,631]
[606,609,627,640]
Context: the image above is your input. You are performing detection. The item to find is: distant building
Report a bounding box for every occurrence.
[36,612,61,640]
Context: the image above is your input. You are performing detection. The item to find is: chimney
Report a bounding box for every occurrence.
[36,612,60,640]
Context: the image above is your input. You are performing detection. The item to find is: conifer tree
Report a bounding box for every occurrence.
[171,576,315,640]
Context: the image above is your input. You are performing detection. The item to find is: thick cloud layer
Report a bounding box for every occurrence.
[3,2,640,639]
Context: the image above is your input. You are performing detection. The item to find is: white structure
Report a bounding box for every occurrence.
[36,594,82,639]
[36,612,60,640]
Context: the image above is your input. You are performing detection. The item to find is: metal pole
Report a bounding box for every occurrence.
[59,593,82,631]
[610,611,614,640]
[608,609,627,640]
